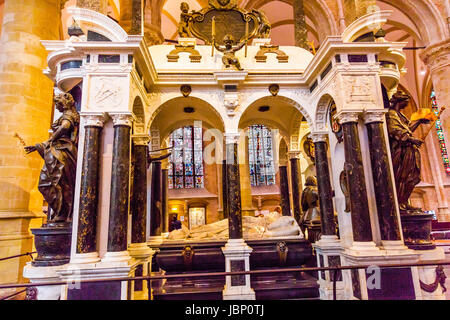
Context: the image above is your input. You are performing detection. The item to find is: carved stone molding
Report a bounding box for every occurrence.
[255,45,289,63]
[310,132,328,143]
[110,113,134,127]
[167,45,202,63]
[335,111,360,124]
[420,39,450,72]
[81,112,107,127]
[287,151,301,159]
[224,132,240,145]
[133,134,150,146]
[363,110,387,124]
[342,75,375,104]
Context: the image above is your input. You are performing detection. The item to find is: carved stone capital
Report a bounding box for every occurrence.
[133,134,150,146]
[224,132,240,145]
[310,132,328,143]
[81,112,107,127]
[335,111,359,124]
[110,113,134,127]
[420,39,450,72]
[288,151,301,159]
[363,109,387,124]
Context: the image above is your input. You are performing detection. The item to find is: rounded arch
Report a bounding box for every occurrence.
[378,0,447,45]
[315,92,337,132]
[148,96,225,142]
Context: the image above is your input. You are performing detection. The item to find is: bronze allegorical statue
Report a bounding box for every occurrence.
[386,91,430,214]
[25,93,79,223]
[178,2,193,38]
[214,34,245,71]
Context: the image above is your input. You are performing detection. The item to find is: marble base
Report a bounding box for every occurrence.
[147,235,163,247]
[69,252,101,264]
[128,243,154,260]
[313,235,345,300]
[415,247,447,300]
[57,258,138,300]
[221,238,255,300]
[23,263,65,300]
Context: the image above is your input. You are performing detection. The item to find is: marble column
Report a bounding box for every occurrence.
[76,114,105,257]
[149,161,162,240]
[238,137,255,216]
[225,134,243,239]
[311,133,336,237]
[130,135,149,244]
[337,113,373,242]
[161,168,169,234]
[104,114,133,261]
[364,112,402,241]
[279,164,291,216]
[222,159,229,219]
[289,152,302,224]
[292,0,309,50]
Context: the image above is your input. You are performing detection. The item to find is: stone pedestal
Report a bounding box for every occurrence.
[221,238,255,300]
[128,243,155,300]
[313,236,345,300]
[416,248,447,300]
[58,259,138,300]
[31,222,72,267]
[401,212,436,250]
[23,263,65,300]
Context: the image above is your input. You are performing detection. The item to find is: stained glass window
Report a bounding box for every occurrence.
[430,91,450,175]
[168,126,204,189]
[248,125,276,186]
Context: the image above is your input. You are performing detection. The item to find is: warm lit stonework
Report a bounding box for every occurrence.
[0,0,449,302]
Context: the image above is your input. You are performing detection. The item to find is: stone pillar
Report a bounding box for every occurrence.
[222,159,229,219]
[149,160,162,244]
[279,163,291,216]
[161,168,169,234]
[222,132,255,300]
[76,0,108,14]
[103,114,133,263]
[75,114,105,262]
[344,0,377,25]
[0,0,65,297]
[289,152,302,224]
[337,113,374,245]
[311,133,336,237]
[130,135,149,245]
[364,112,402,242]
[225,134,243,239]
[292,0,309,50]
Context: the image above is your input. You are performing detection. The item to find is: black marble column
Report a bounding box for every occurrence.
[222,159,229,219]
[313,138,336,236]
[226,141,243,239]
[365,116,401,241]
[76,118,103,254]
[107,119,132,252]
[131,141,148,244]
[161,168,169,234]
[293,0,309,50]
[290,157,302,223]
[279,165,291,216]
[150,161,162,237]
[341,117,373,242]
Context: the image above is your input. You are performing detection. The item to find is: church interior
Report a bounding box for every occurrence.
[0,0,449,301]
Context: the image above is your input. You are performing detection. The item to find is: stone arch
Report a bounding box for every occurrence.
[245,0,339,41]
[67,6,129,42]
[314,92,337,132]
[132,95,145,133]
[148,96,225,142]
[378,0,448,45]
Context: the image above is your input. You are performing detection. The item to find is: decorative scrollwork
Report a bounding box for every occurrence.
[255,45,289,63]
[420,266,447,293]
[167,45,202,63]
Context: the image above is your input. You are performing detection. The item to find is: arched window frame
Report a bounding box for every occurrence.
[248,124,276,187]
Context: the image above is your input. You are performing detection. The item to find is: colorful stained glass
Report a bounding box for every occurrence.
[431,91,450,175]
[248,125,276,186]
[168,125,205,189]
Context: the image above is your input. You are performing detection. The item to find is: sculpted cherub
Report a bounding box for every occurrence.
[214,34,245,71]
[178,2,193,38]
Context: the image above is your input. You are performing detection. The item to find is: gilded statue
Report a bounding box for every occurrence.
[300,176,321,226]
[214,34,245,70]
[24,93,79,222]
[386,91,430,214]
[178,2,193,38]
